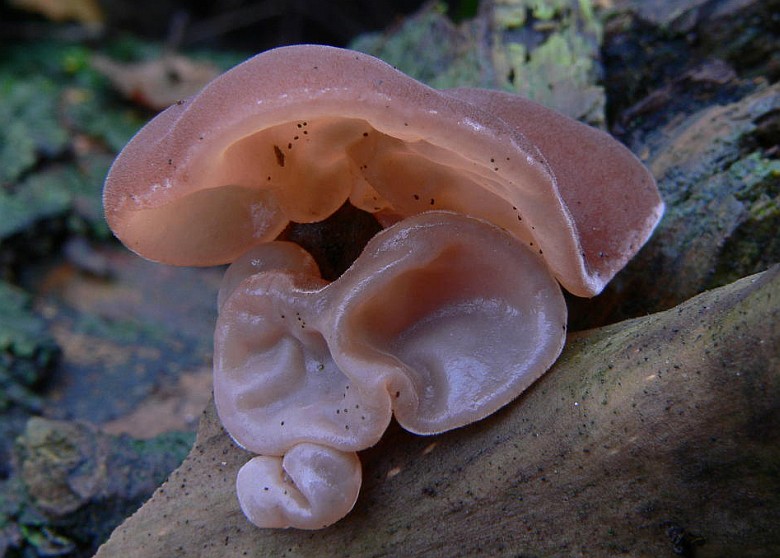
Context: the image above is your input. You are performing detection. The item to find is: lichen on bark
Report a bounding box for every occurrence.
[352,0,605,125]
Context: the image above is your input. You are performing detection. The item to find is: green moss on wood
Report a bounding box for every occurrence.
[0,282,59,412]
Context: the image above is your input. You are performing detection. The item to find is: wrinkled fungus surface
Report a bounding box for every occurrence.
[217,212,566,528]
[102,45,664,529]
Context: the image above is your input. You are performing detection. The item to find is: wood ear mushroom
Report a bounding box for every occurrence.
[102,45,664,529]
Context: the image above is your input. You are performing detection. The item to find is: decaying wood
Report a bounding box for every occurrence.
[95,266,780,557]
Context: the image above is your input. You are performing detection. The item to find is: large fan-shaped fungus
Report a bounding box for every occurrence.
[102,45,664,529]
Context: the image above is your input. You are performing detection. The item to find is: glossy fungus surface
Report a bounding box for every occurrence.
[216,212,566,528]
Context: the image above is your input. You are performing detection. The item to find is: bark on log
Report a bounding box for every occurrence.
[95,266,780,558]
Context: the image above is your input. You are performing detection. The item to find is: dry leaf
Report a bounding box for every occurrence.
[10,0,103,25]
[92,54,220,110]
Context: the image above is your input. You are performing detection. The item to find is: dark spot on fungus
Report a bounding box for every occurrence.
[273,145,285,167]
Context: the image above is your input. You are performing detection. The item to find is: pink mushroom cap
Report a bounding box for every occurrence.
[103,44,663,298]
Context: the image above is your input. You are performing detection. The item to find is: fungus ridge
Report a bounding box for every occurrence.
[105,44,649,297]
[444,88,664,291]
[235,443,361,530]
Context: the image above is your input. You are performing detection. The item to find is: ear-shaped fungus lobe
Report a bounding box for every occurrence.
[236,443,361,530]
[104,45,663,299]
[102,44,563,271]
[214,212,566,459]
[328,211,567,434]
[217,241,321,309]
[214,261,392,457]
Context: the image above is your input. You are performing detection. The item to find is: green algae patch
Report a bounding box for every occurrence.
[3,417,195,557]
[712,154,780,287]
[351,4,484,90]
[644,84,780,304]
[0,75,69,185]
[0,168,76,240]
[491,0,604,124]
[0,282,59,412]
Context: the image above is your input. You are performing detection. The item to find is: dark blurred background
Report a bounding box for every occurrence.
[0,0,478,51]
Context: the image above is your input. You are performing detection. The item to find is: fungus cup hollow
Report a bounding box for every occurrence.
[215,211,566,452]
[102,44,664,530]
